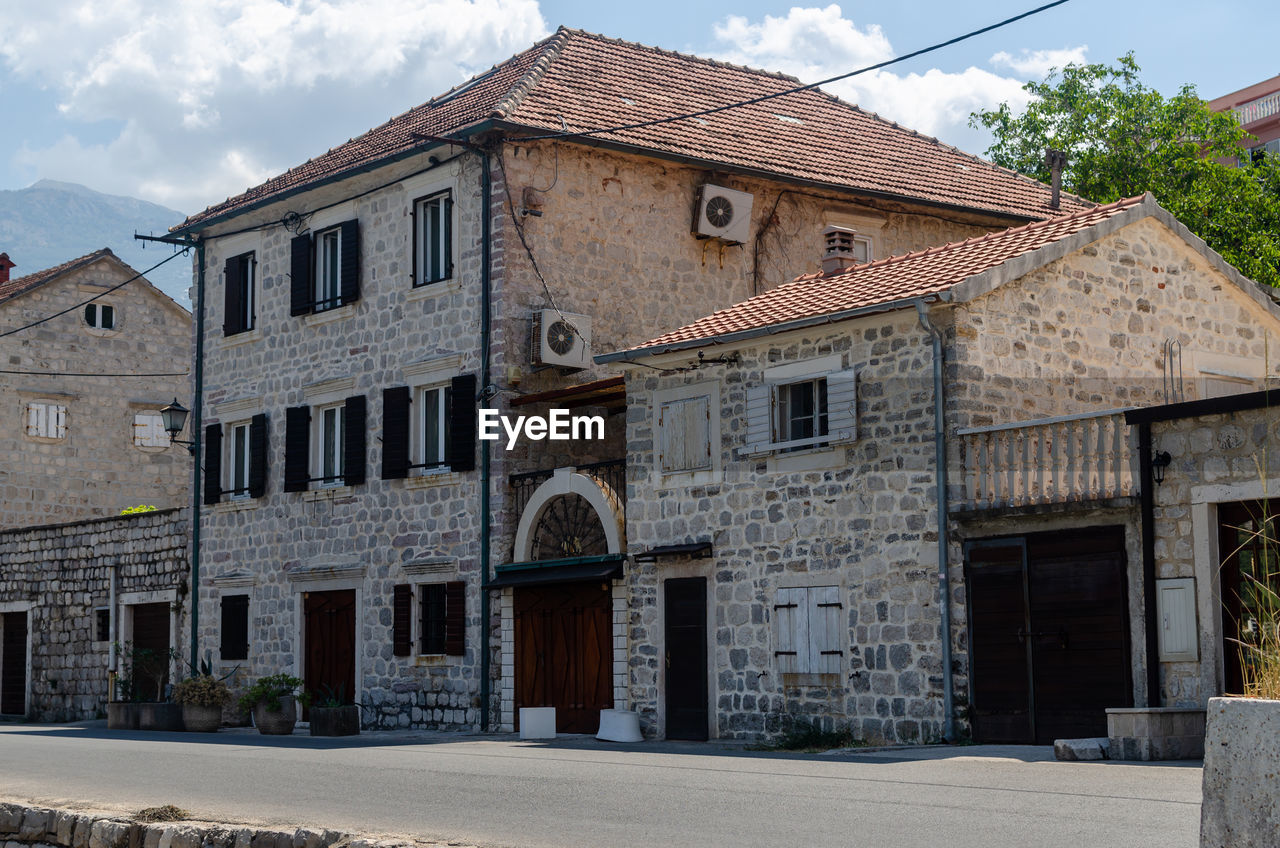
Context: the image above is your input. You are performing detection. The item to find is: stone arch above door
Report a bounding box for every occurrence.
[513,467,624,561]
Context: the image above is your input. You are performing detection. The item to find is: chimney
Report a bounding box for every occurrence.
[0,253,14,284]
[822,226,859,275]
[1044,149,1067,210]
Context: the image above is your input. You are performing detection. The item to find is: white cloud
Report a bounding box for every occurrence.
[990,46,1089,77]
[1,0,549,212]
[707,6,1085,154]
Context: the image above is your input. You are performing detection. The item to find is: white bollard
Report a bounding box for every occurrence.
[519,707,556,739]
[596,709,643,742]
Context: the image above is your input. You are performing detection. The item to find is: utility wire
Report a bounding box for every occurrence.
[0,247,188,339]
[514,0,1073,142]
[0,369,189,377]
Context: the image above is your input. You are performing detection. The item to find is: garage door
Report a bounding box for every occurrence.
[966,527,1132,744]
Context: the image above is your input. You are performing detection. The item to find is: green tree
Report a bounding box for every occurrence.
[971,54,1280,288]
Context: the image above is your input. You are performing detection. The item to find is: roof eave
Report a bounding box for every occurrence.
[595,293,950,365]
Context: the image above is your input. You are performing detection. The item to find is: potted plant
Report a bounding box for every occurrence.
[107,642,140,730]
[309,684,360,737]
[237,673,308,735]
[132,646,183,731]
[173,674,232,732]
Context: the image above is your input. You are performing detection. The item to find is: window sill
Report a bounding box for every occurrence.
[403,470,462,489]
[766,445,846,473]
[211,497,258,513]
[413,654,448,667]
[219,328,263,348]
[302,485,354,502]
[405,278,463,302]
[780,672,841,688]
[83,326,122,339]
[303,304,356,327]
[24,434,67,445]
[652,468,721,488]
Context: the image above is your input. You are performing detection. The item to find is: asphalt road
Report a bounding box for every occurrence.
[1,724,1201,848]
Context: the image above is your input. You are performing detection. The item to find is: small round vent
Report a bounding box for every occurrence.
[547,320,578,355]
[704,195,733,228]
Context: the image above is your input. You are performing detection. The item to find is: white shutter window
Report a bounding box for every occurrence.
[52,405,66,439]
[825,369,858,442]
[659,396,711,473]
[745,383,772,452]
[26,403,42,436]
[773,587,809,673]
[808,586,843,674]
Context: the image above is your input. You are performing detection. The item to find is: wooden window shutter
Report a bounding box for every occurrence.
[339,219,360,304]
[343,395,367,486]
[283,405,311,492]
[248,413,269,498]
[447,374,477,472]
[290,234,313,316]
[826,370,858,442]
[392,584,413,657]
[203,423,223,505]
[381,386,411,480]
[809,585,843,674]
[220,595,250,661]
[444,580,465,656]
[772,587,803,674]
[409,199,417,285]
[223,257,243,335]
[744,383,772,451]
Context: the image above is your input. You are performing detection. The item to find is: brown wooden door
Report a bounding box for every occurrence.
[966,528,1131,744]
[131,602,171,702]
[1,612,28,715]
[304,590,356,715]
[514,582,611,733]
[1219,500,1280,694]
[664,577,708,740]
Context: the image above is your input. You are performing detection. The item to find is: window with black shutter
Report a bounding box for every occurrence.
[290,220,359,317]
[203,423,223,504]
[393,584,413,657]
[413,191,453,287]
[290,234,313,316]
[447,374,477,472]
[248,413,268,498]
[284,406,311,492]
[419,583,447,654]
[382,387,411,480]
[444,580,465,656]
[343,395,367,486]
[220,595,250,661]
[222,252,255,335]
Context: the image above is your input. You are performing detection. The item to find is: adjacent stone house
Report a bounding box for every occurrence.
[598,195,1280,743]
[0,509,189,721]
[0,249,191,529]
[168,27,1086,732]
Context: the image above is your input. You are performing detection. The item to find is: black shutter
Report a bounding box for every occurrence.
[223,257,243,335]
[447,374,477,472]
[444,580,465,656]
[290,234,313,316]
[382,386,411,480]
[284,406,311,492]
[340,219,360,305]
[248,413,268,498]
[409,199,417,285]
[203,423,222,505]
[343,395,367,486]
[220,595,250,661]
[393,584,413,657]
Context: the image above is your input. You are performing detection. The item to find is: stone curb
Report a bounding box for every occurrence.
[0,802,474,848]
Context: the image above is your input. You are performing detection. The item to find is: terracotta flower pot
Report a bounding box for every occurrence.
[182,703,223,733]
[253,695,297,735]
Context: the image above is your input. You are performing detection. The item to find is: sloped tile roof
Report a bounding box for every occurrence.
[611,195,1146,357]
[177,27,1088,231]
[0,248,115,305]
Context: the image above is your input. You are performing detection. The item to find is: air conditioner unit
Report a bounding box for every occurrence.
[530,309,592,370]
[693,184,753,245]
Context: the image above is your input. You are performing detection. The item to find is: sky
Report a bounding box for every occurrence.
[1,0,1277,218]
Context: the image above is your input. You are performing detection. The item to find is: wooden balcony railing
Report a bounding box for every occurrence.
[954,409,1139,511]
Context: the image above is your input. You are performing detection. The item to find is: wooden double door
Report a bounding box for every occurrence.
[514,581,612,733]
[304,590,356,714]
[966,527,1132,744]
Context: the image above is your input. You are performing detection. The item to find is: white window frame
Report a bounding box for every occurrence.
[226,421,252,499]
[773,584,843,677]
[26,401,67,440]
[132,411,168,449]
[231,252,257,333]
[775,377,829,448]
[414,189,454,287]
[315,226,343,311]
[315,403,346,487]
[413,383,450,474]
[84,302,117,331]
[652,381,721,485]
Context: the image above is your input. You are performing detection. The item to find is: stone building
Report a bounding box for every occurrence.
[0,509,189,721]
[168,27,1085,732]
[598,194,1280,743]
[0,248,192,529]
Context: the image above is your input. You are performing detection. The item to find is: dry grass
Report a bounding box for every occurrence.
[1228,496,1280,700]
[135,805,189,823]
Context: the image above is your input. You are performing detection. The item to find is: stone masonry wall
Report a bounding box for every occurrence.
[0,257,191,529]
[623,310,944,743]
[0,509,189,721]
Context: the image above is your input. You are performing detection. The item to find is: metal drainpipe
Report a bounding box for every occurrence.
[108,564,118,700]
[1137,422,1161,707]
[915,300,955,742]
[478,148,494,731]
[190,241,206,671]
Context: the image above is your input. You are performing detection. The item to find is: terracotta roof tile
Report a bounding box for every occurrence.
[177,28,1088,231]
[620,196,1146,355]
[0,248,115,305]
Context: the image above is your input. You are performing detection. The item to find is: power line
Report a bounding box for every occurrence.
[514,0,1074,143]
[0,247,188,339]
[0,369,189,377]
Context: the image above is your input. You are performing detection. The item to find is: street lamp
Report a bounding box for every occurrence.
[1151,450,1172,485]
[160,398,196,453]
